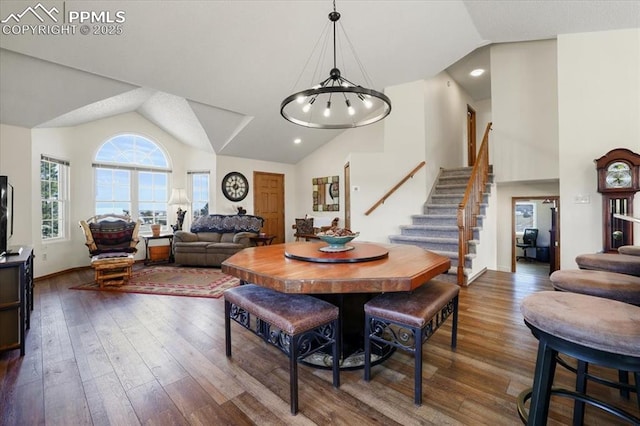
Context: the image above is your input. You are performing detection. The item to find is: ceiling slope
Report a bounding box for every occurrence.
[1,1,638,163]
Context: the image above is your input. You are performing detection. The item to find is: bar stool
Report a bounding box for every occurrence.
[575,253,640,277]
[619,245,640,257]
[518,291,640,425]
[550,269,640,306]
[550,268,640,413]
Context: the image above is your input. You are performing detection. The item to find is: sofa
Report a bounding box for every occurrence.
[173,214,264,267]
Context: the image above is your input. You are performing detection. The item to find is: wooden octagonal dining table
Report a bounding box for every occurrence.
[221,241,451,368]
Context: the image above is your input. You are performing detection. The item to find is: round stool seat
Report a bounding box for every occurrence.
[521,291,640,357]
[575,253,640,277]
[550,269,640,305]
[618,245,640,257]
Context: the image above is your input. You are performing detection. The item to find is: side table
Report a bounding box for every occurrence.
[142,234,174,265]
[250,235,276,246]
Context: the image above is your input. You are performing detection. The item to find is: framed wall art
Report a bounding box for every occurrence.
[313,176,339,211]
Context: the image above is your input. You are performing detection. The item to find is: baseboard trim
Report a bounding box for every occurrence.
[34,259,144,282]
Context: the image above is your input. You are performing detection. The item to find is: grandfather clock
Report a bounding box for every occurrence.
[595,148,640,252]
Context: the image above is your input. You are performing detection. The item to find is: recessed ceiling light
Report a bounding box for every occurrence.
[470,68,485,77]
[294,138,302,144]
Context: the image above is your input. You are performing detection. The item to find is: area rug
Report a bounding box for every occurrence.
[71,266,240,299]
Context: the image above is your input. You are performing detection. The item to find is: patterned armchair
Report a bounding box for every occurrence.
[293,216,339,241]
[79,214,141,257]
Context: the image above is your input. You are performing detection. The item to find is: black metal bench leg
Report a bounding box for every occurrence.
[529,338,558,426]
[290,334,299,415]
[451,295,458,349]
[414,326,423,406]
[635,372,640,410]
[332,319,340,388]
[225,301,232,357]
[364,314,372,382]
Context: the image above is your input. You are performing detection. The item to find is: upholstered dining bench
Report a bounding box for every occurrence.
[224,284,340,415]
[363,280,459,405]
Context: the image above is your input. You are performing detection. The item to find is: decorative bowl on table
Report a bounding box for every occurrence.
[316,231,359,253]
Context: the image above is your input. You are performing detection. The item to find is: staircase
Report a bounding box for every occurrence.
[389,167,492,285]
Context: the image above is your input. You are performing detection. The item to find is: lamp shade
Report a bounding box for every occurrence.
[168,188,190,205]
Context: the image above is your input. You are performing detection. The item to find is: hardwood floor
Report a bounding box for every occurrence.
[1,268,637,425]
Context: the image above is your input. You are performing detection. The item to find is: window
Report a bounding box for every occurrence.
[94,134,170,230]
[515,202,537,233]
[188,171,210,221]
[138,171,169,225]
[40,155,70,240]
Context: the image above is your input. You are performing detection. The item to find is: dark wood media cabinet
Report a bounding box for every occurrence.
[0,246,34,356]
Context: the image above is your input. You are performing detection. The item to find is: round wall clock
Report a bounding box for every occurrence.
[222,172,249,202]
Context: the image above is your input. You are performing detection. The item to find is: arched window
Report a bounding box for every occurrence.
[94,134,171,229]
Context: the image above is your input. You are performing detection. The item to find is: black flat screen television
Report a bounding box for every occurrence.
[0,175,14,257]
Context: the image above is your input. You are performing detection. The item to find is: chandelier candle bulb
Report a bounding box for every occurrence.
[346,99,355,115]
[303,97,315,113]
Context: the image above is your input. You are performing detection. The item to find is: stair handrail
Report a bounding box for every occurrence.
[457,122,492,285]
[365,161,426,216]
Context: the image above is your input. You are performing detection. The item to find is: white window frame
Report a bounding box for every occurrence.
[188,171,210,221]
[514,201,537,234]
[93,134,171,232]
[40,155,70,242]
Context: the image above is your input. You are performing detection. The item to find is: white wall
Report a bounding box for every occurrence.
[425,73,470,170]
[475,99,492,149]
[293,119,383,239]
[216,155,295,240]
[491,40,559,183]
[349,80,428,242]
[531,199,553,248]
[558,28,640,268]
[0,124,33,248]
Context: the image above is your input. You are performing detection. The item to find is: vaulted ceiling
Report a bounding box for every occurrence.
[1,1,638,164]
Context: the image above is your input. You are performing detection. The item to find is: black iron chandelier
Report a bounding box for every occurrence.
[280,1,391,129]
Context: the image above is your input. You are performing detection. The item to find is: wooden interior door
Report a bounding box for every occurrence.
[253,171,285,244]
[467,105,476,167]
